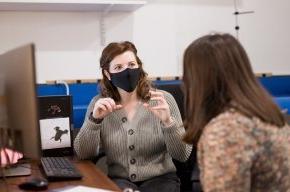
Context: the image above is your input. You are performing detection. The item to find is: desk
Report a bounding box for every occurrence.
[0,160,121,192]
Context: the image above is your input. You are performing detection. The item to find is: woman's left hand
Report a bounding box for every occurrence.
[143,90,174,127]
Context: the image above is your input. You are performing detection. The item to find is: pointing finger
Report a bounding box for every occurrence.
[114,104,123,110]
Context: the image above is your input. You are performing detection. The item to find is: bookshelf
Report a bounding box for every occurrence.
[0,0,146,12]
[0,0,147,45]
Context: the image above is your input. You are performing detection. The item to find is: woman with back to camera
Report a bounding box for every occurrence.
[74,41,192,192]
[182,33,290,192]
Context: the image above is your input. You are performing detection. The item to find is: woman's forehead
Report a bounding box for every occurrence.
[110,51,136,66]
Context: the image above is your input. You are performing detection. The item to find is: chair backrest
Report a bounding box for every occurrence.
[154,81,200,192]
[154,82,184,120]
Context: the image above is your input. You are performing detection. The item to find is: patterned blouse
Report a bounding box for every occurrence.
[198,108,290,192]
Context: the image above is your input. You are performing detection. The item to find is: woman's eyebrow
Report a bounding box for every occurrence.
[112,63,122,66]
[113,61,136,65]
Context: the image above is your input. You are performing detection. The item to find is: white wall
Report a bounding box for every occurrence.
[239,0,290,74]
[0,0,289,83]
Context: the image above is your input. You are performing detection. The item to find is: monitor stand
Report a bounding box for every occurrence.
[0,163,31,177]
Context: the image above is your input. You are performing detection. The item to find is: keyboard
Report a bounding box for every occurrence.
[41,157,82,181]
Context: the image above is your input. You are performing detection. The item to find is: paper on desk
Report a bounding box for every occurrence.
[51,185,116,192]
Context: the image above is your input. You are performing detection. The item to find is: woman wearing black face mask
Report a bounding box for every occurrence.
[74,41,192,192]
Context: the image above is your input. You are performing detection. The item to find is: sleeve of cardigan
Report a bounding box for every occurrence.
[74,95,103,160]
[161,91,192,162]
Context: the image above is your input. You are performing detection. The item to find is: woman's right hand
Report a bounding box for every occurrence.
[92,98,122,119]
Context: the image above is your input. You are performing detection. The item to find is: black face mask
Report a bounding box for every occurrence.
[110,68,141,92]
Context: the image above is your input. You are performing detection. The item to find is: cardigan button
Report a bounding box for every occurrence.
[130,159,136,164]
[129,145,135,150]
[130,174,136,180]
[128,129,134,135]
[122,117,127,123]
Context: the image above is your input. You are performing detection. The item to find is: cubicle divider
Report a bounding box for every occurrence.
[259,75,290,116]
[37,75,290,129]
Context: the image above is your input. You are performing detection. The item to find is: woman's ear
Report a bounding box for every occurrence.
[104,70,111,80]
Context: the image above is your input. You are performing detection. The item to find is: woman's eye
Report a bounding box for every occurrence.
[129,63,136,67]
[115,66,122,70]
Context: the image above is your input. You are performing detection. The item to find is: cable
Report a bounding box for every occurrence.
[56,80,70,95]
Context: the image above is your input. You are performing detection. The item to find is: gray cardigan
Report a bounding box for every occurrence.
[74,90,192,182]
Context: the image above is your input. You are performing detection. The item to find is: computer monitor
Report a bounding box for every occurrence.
[0,44,40,161]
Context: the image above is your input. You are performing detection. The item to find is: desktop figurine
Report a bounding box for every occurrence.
[48,105,61,115]
[50,126,68,143]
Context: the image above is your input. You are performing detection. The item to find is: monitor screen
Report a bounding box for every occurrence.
[0,44,40,160]
[40,117,71,150]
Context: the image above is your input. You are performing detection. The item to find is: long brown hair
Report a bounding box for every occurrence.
[99,41,151,102]
[183,33,285,145]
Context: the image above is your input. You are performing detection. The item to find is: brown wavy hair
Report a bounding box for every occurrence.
[99,41,151,102]
[182,33,285,145]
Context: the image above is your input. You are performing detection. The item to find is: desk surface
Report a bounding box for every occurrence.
[0,160,121,192]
